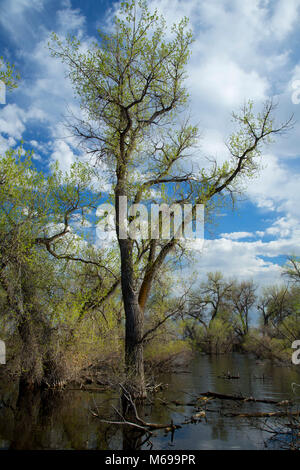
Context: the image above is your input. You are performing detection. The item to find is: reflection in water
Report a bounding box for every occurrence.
[122,426,149,451]
[0,354,299,450]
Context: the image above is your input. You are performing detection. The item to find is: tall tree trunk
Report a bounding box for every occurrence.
[115,177,146,399]
[119,238,146,399]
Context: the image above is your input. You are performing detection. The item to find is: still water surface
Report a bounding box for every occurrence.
[0,353,299,450]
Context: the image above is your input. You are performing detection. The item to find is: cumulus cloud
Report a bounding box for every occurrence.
[246,153,300,219]
[0,0,46,43]
[220,232,255,240]
[188,58,269,108]
[270,0,300,40]
[190,235,298,288]
[0,135,16,154]
[0,104,27,139]
[56,1,86,33]
[50,140,77,173]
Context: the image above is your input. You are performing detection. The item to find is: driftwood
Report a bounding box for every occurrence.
[90,410,181,432]
[226,410,300,418]
[199,391,292,405]
[91,383,182,435]
[191,411,206,422]
[217,372,240,380]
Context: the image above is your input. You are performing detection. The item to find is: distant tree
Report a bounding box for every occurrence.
[187,272,232,326]
[229,280,256,338]
[246,282,300,362]
[257,285,291,327]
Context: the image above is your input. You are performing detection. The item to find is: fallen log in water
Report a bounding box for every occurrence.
[217,372,240,380]
[199,391,292,405]
[226,410,300,418]
[218,375,240,380]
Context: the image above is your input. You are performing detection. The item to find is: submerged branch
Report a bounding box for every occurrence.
[199,391,293,405]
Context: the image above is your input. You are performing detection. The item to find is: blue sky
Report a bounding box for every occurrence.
[0,0,300,288]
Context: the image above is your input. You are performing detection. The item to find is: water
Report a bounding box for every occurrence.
[0,353,299,450]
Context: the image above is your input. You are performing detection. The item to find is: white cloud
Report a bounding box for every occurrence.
[56,3,86,33]
[188,58,269,108]
[220,231,255,240]
[0,135,16,154]
[50,140,77,173]
[0,101,51,155]
[266,216,299,238]
[190,235,298,288]
[270,0,300,40]
[32,153,42,161]
[22,36,76,127]
[0,0,45,42]
[255,231,265,238]
[246,153,300,218]
[0,104,26,140]
[29,139,44,152]
[70,213,92,229]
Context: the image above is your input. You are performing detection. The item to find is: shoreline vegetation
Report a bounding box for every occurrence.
[1,253,299,392]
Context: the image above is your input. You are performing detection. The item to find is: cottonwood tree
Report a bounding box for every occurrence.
[229,280,256,338]
[190,272,233,325]
[257,285,291,327]
[184,272,239,353]
[248,281,300,360]
[50,0,292,397]
[185,271,232,332]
